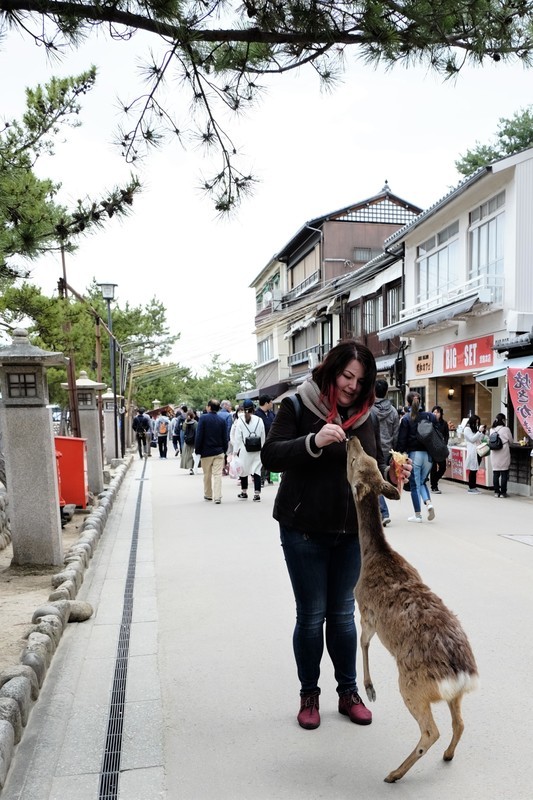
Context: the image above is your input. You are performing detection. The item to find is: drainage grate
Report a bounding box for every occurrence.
[99,459,146,799]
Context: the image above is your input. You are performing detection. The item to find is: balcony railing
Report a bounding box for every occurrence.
[401,272,504,321]
[284,270,320,303]
[288,342,331,367]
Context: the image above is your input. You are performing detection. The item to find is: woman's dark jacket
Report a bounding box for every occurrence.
[396,410,438,453]
[261,396,386,537]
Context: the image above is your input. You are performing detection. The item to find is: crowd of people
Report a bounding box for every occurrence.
[131,394,278,503]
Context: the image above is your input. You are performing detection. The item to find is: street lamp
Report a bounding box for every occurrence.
[98,283,119,459]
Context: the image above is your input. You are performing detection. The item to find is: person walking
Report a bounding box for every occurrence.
[370,379,399,526]
[171,412,182,457]
[463,415,486,494]
[397,392,437,522]
[255,394,276,485]
[261,340,410,731]
[430,405,450,493]
[180,411,198,474]
[233,399,265,501]
[489,412,514,498]
[194,399,228,504]
[132,407,151,459]
[155,410,170,459]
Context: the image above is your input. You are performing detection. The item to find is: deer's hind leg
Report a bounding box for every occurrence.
[384,686,440,783]
[443,694,464,762]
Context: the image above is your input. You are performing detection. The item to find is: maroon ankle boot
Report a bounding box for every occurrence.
[297,690,320,730]
[338,691,372,725]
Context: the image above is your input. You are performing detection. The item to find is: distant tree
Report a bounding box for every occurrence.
[3,1,533,211]
[455,107,533,176]
[0,68,140,279]
[0,279,177,403]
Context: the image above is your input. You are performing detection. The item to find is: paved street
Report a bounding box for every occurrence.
[2,454,533,800]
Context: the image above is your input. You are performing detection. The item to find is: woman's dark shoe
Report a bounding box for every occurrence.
[297,691,320,730]
[338,691,372,725]
[237,492,248,500]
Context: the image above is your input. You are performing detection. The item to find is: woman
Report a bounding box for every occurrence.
[489,413,514,498]
[261,340,410,731]
[180,411,198,475]
[396,392,437,522]
[463,414,486,494]
[232,399,265,501]
[429,405,450,494]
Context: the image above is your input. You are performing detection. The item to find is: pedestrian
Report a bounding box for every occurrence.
[218,400,234,474]
[397,392,437,522]
[489,412,513,498]
[180,411,198,474]
[370,379,399,526]
[171,412,181,456]
[255,394,275,485]
[142,409,155,457]
[177,405,188,452]
[463,415,486,494]
[233,398,265,501]
[155,410,170,459]
[261,340,411,731]
[132,407,151,459]
[194,399,228,504]
[429,405,450,493]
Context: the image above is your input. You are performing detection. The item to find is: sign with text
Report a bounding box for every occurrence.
[508,368,533,438]
[443,335,494,373]
[415,351,434,375]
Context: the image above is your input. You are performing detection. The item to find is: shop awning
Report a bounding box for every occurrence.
[475,354,533,382]
[378,295,478,340]
[375,355,396,372]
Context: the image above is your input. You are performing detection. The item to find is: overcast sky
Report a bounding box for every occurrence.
[2,26,533,373]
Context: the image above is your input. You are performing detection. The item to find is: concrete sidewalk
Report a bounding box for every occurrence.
[2,455,533,799]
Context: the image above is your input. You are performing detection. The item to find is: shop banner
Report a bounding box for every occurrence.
[508,368,533,438]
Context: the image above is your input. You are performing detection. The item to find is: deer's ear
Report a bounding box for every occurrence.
[381,481,400,501]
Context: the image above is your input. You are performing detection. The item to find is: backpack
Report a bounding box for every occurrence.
[133,414,149,434]
[184,424,196,445]
[488,430,503,450]
[159,419,168,435]
[416,418,449,462]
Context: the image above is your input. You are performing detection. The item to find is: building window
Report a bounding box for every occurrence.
[257,335,273,364]
[416,220,459,303]
[363,295,383,334]
[7,372,38,398]
[469,191,505,280]
[386,285,401,326]
[349,304,362,338]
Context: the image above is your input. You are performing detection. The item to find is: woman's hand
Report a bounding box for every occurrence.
[389,454,412,487]
[314,423,347,448]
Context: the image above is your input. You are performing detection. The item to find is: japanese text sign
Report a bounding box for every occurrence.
[508,368,533,438]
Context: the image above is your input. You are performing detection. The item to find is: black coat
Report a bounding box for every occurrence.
[261,396,385,537]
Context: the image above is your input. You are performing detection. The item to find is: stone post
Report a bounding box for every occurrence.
[0,329,65,565]
[101,387,123,464]
[61,371,106,495]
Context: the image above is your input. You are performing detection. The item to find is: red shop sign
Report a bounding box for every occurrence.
[442,335,494,373]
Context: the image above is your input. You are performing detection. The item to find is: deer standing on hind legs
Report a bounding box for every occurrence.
[346,436,478,783]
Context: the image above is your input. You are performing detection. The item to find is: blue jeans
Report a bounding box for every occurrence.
[408,450,432,513]
[280,525,361,695]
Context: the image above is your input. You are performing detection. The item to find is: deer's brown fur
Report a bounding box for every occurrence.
[347,437,478,783]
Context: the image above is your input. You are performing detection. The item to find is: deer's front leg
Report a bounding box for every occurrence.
[359,607,377,702]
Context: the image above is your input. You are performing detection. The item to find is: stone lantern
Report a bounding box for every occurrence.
[61,370,106,494]
[101,387,123,464]
[0,328,66,565]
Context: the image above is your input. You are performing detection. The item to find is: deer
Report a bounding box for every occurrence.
[346,436,478,783]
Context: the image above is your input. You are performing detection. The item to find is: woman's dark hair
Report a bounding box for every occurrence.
[312,340,377,410]
[406,391,421,420]
[467,415,480,432]
[432,405,444,417]
[492,413,506,427]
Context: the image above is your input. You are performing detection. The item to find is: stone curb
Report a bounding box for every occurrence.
[0,456,132,790]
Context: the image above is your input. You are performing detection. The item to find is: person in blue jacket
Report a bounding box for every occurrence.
[396,392,437,523]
